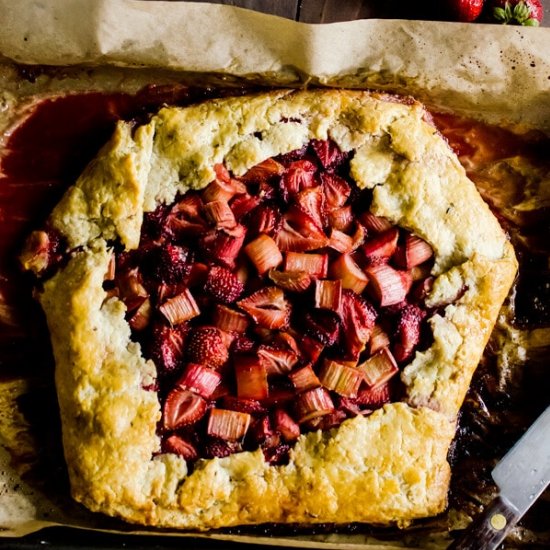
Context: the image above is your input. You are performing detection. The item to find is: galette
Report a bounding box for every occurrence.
[21,89,517,529]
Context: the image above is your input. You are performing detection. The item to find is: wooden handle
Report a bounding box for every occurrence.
[448,496,521,550]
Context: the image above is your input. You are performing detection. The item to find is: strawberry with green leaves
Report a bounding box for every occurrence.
[490,0,543,25]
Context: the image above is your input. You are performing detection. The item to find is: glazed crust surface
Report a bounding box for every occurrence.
[38,90,517,529]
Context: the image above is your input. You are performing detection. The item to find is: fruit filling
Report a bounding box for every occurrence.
[28,138,439,466]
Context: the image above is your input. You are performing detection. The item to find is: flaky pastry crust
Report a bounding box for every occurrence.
[37,90,517,529]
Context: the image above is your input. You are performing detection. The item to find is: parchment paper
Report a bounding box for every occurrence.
[0,0,549,547]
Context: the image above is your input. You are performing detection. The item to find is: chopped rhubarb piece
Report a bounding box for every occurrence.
[20,229,60,275]
[159,288,200,325]
[116,267,149,312]
[284,252,328,279]
[186,326,229,369]
[268,270,312,292]
[176,363,222,398]
[258,345,299,375]
[359,212,393,234]
[315,410,348,430]
[320,172,351,207]
[204,265,244,304]
[149,324,188,375]
[340,290,377,359]
[128,297,151,331]
[295,186,325,229]
[329,229,353,254]
[337,396,362,416]
[319,360,363,398]
[202,165,247,202]
[163,388,207,430]
[163,435,198,461]
[207,408,251,441]
[392,304,427,362]
[365,264,412,307]
[279,159,317,200]
[156,281,188,303]
[303,309,340,346]
[230,193,261,220]
[358,347,399,388]
[356,383,391,408]
[314,279,342,312]
[272,331,300,355]
[273,409,300,441]
[105,253,116,281]
[237,287,291,329]
[235,356,269,400]
[300,335,325,364]
[241,158,285,183]
[296,387,335,423]
[394,234,434,269]
[328,205,354,232]
[311,139,347,170]
[276,218,328,252]
[203,200,237,229]
[201,224,246,268]
[167,195,208,236]
[261,388,295,407]
[329,254,369,294]
[362,227,399,265]
[203,438,242,459]
[248,205,282,237]
[350,223,366,250]
[289,364,321,392]
[410,276,435,303]
[222,396,267,415]
[368,323,391,355]
[244,234,283,274]
[213,304,250,333]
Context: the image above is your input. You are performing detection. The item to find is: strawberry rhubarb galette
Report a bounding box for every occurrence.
[22,90,517,529]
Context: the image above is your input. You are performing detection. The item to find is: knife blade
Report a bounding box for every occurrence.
[449,405,550,550]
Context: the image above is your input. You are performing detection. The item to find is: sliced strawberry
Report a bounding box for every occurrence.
[336,396,362,417]
[149,323,188,376]
[116,266,149,312]
[296,387,335,423]
[365,264,412,307]
[328,205,354,232]
[262,443,291,465]
[203,200,237,229]
[356,383,391,408]
[162,435,198,461]
[295,186,325,229]
[241,158,285,183]
[176,363,222,398]
[203,438,242,459]
[204,265,244,304]
[284,252,328,279]
[289,364,321,393]
[300,335,325,364]
[248,205,283,237]
[410,276,435,303]
[340,290,377,359]
[319,360,364,398]
[276,218,328,253]
[328,229,354,254]
[258,345,299,375]
[185,262,209,288]
[358,347,399,388]
[163,388,207,430]
[311,139,346,169]
[207,408,251,441]
[329,254,369,294]
[221,396,267,415]
[279,159,317,201]
[186,326,229,369]
[268,269,312,293]
[359,212,393,234]
[303,309,340,346]
[167,194,208,236]
[159,288,200,325]
[230,334,257,354]
[320,171,351,208]
[201,224,246,269]
[273,409,300,442]
[20,229,64,276]
[212,304,250,333]
[244,234,283,274]
[230,193,262,221]
[392,304,427,362]
[251,415,274,444]
[202,164,247,202]
[235,356,269,400]
[237,287,291,329]
[394,234,434,269]
[314,279,342,312]
[362,227,399,265]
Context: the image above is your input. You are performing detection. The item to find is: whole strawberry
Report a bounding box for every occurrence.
[448,0,485,21]
[490,0,543,25]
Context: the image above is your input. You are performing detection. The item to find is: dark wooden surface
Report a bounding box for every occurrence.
[182,0,550,25]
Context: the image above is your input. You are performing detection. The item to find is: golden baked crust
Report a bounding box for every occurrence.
[37,89,517,529]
